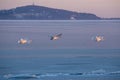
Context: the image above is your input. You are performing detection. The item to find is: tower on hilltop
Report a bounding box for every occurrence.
[32,2,35,6]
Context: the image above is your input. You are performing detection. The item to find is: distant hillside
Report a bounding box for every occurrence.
[0,5,101,20]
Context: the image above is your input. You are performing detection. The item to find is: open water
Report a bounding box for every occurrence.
[0,20,120,80]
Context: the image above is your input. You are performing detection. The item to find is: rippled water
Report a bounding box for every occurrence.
[0,20,120,80]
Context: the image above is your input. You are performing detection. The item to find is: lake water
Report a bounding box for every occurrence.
[0,20,120,80]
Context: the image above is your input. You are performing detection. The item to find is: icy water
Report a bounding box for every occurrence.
[0,20,120,80]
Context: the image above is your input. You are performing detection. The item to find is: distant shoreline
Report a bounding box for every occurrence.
[0,18,120,21]
[0,5,119,20]
[0,5,101,20]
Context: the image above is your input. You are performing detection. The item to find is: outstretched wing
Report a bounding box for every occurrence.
[50,36,54,40]
[56,33,62,37]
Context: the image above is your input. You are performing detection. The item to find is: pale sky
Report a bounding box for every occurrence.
[0,0,120,18]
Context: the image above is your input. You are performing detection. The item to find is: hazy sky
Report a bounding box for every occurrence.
[0,0,120,18]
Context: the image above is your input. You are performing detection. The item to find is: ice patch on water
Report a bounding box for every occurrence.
[40,73,69,77]
[4,73,40,79]
[3,73,69,79]
[3,70,120,79]
[109,71,120,75]
[83,69,107,76]
[69,69,106,76]
[41,73,59,77]
[90,69,106,75]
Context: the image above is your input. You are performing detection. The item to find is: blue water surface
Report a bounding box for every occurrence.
[0,20,120,80]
